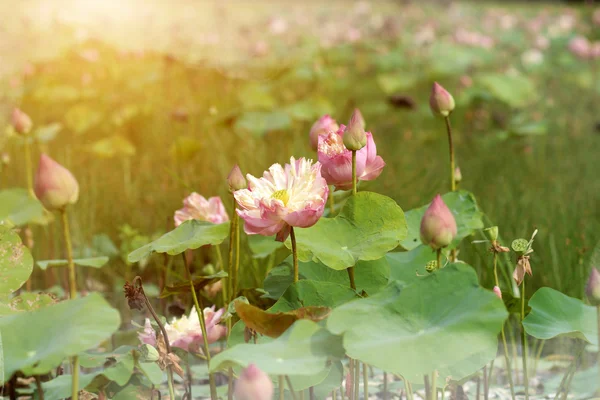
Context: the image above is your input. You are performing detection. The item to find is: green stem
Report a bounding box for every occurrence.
[290,227,299,283]
[61,209,79,400]
[348,359,354,400]
[279,376,285,400]
[405,378,413,400]
[424,375,431,400]
[437,249,442,270]
[383,372,388,400]
[24,140,34,197]
[227,196,236,338]
[363,363,368,400]
[354,359,360,400]
[494,253,516,400]
[182,253,217,400]
[285,376,299,400]
[329,186,335,214]
[444,116,455,192]
[351,150,357,195]
[228,368,234,400]
[597,306,600,396]
[347,268,356,291]
[521,280,529,400]
[234,212,241,295]
[430,371,437,400]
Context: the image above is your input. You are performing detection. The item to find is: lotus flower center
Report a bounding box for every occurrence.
[271,189,290,206]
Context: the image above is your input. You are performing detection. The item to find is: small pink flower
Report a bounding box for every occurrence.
[234,157,328,241]
[234,364,274,400]
[11,108,33,135]
[34,154,79,211]
[493,286,502,299]
[318,125,385,190]
[568,36,591,59]
[309,115,339,151]
[429,82,455,117]
[585,268,600,306]
[420,194,457,250]
[138,319,157,346]
[174,193,229,227]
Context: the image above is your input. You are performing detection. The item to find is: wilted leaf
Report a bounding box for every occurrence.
[159,271,228,298]
[0,225,34,297]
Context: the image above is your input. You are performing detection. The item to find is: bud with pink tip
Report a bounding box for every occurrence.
[454,166,462,184]
[493,286,502,299]
[343,110,367,151]
[233,364,274,400]
[11,108,33,135]
[586,268,600,306]
[420,194,457,250]
[309,115,339,151]
[429,82,455,117]
[228,164,247,192]
[34,154,79,211]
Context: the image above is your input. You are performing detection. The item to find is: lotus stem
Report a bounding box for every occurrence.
[437,249,442,270]
[597,306,600,396]
[351,150,357,195]
[228,368,234,400]
[363,363,368,400]
[182,252,217,400]
[290,227,299,283]
[383,372,388,400]
[329,186,335,214]
[279,376,285,400]
[285,376,299,400]
[521,280,529,400]
[430,371,437,400]
[443,116,455,192]
[424,375,431,400]
[24,139,34,197]
[348,359,354,400]
[354,359,360,400]
[234,210,241,295]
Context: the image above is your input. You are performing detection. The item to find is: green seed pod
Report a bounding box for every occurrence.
[511,238,529,255]
[425,260,439,273]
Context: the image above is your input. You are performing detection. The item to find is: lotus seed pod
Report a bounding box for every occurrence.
[234,364,274,400]
[484,226,499,242]
[11,108,33,135]
[34,154,79,211]
[420,194,457,250]
[493,286,502,299]
[511,238,528,255]
[228,164,247,192]
[585,268,600,306]
[425,260,439,273]
[429,82,455,117]
[343,110,367,151]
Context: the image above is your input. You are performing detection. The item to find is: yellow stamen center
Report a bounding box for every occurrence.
[271,189,290,206]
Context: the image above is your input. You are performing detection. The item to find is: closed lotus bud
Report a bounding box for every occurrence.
[429,82,455,117]
[34,154,79,211]
[420,194,457,250]
[493,286,502,299]
[343,110,367,151]
[484,226,499,242]
[11,108,33,135]
[454,166,462,183]
[234,364,274,400]
[585,268,600,306]
[228,164,247,192]
[309,115,339,151]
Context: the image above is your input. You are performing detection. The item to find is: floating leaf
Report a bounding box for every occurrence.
[400,191,483,251]
[386,245,436,283]
[41,374,100,400]
[284,97,333,121]
[376,73,419,95]
[159,271,228,298]
[210,320,344,375]
[286,192,407,270]
[0,189,45,226]
[0,225,34,297]
[234,111,292,137]
[87,135,136,158]
[477,73,536,108]
[238,83,276,110]
[0,292,57,317]
[235,301,331,338]
[0,293,121,377]
[327,264,508,386]
[523,287,598,346]
[127,220,230,263]
[36,257,109,270]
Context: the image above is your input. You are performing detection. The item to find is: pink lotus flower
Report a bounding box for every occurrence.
[174,193,229,227]
[138,306,227,353]
[11,108,32,135]
[34,154,79,211]
[568,36,591,59]
[493,286,502,299]
[234,364,274,400]
[309,115,339,151]
[318,125,385,190]
[420,194,457,250]
[234,157,328,241]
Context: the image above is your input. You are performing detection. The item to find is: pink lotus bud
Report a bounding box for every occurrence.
[493,286,502,299]
[454,167,462,183]
[34,154,79,211]
[343,110,367,151]
[309,115,339,151]
[429,82,455,117]
[234,364,274,400]
[585,268,600,306]
[420,194,457,250]
[11,108,33,135]
[228,164,247,192]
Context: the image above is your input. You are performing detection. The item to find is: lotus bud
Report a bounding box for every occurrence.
[585,268,600,306]
[351,108,366,130]
[454,166,462,183]
[484,226,499,242]
[493,286,502,299]
[34,154,79,211]
[429,82,455,117]
[420,194,457,250]
[309,115,339,151]
[233,364,274,400]
[343,110,367,151]
[11,108,33,135]
[228,164,247,192]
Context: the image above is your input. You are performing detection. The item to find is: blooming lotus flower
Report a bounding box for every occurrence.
[318,125,385,190]
[309,115,339,151]
[585,268,600,306]
[34,154,79,211]
[234,157,328,241]
[174,193,229,227]
[420,194,457,250]
[11,108,32,135]
[493,286,502,299]
[429,82,455,117]
[234,364,274,400]
[138,306,227,352]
